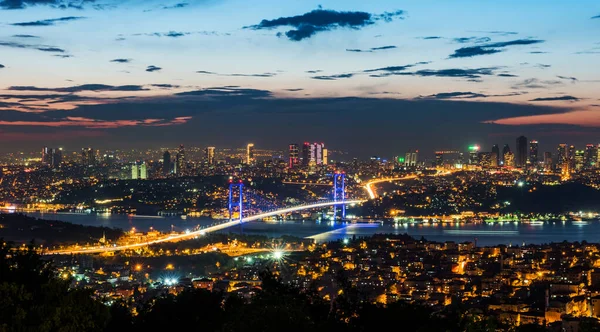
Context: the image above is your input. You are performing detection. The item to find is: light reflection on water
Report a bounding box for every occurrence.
[21,212,600,246]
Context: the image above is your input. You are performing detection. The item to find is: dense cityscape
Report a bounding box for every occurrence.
[2,0,600,330]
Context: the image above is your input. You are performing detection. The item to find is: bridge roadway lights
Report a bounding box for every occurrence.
[45,200,365,255]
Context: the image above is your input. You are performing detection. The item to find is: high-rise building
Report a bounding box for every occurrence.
[131,161,147,180]
[478,152,492,168]
[584,144,598,169]
[81,147,95,166]
[309,143,325,165]
[491,144,500,167]
[516,136,528,168]
[568,145,576,172]
[246,143,255,165]
[502,144,511,166]
[435,151,444,167]
[322,148,328,165]
[163,150,171,175]
[468,145,480,165]
[529,140,538,166]
[404,150,418,167]
[575,150,584,171]
[544,152,553,171]
[42,147,62,168]
[205,147,215,165]
[176,144,186,175]
[288,144,299,168]
[504,151,515,167]
[301,142,310,166]
[557,144,568,172]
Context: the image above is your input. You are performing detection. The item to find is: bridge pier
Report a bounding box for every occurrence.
[333,172,346,220]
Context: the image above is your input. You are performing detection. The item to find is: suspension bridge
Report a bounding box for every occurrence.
[47,172,359,255]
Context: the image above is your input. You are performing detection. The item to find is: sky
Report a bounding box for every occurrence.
[0,0,599,157]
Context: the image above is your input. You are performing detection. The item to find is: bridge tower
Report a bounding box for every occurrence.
[333,172,346,220]
[228,180,244,232]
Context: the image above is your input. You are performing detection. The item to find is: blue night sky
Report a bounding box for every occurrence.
[0,0,599,157]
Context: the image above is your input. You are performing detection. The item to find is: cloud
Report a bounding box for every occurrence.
[284,88,304,92]
[0,117,192,129]
[557,75,578,82]
[512,78,562,89]
[8,84,149,92]
[12,34,38,38]
[529,51,548,54]
[146,65,161,72]
[175,86,272,98]
[497,73,518,77]
[305,70,322,74]
[0,0,96,9]
[151,84,180,88]
[364,62,430,77]
[163,2,187,9]
[529,96,579,102]
[346,45,397,52]
[592,15,600,19]
[110,58,131,63]
[420,36,441,40]
[133,31,221,38]
[311,73,354,80]
[453,37,491,44]
[196,70,276,77]
[248,8,404,41]
[422,92,488,99]
[373,67,500,79]
[0,64,4,68]
[0,41,65,53]
[11,16,85,26]
[476,30,518,36]
[536,63,551,69]
[449,39,544,58]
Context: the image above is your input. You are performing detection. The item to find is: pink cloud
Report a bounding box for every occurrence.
[484,110,600,127]
[0,116,193,129]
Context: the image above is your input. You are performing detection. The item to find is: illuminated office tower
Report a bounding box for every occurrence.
[584,144,598,169]
[529,140,538,165]
[575,150,584,171]
[205,146,215,165]
[504,151,515,167]
[568,145,576,171]
[404,150,418,167]
[131,161,147,180]
[42,147,62,168]
[163,150,171,175]
[435,151,444,167]
[502,144,511,165]
[288,144,299,168]
[557,144,567,171]
[81,147,95,166]
[322,148,328,165]
[246,143,255,165]
[544,152,553,171]
[491,144,500,167]
[478,152,492,168]
[468,145,480,165]
[176,144,186,175]
[516,136,527,168]
[302,142,310,166]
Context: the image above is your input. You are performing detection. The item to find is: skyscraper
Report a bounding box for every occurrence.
[246,143,255,165]
[584,144,598,169]
[405,150,418,167]
[468,145,480,165]
[515,136,527,168]
[322,148,328,165]
[491,144,500,167]
[504,151,515,167]
[205,146,215,165]
[163,150,171,175]
[81,147,95,166]
[176,144,186,175]
[557,144,567,171]
[302,142,310,166]
[529,140,538,166]
[502,144,511,166]
[544,152,553,171]
[288,144,299,168]
[575,150,584,171]
[435,151,444,167]
[131,161,147,180]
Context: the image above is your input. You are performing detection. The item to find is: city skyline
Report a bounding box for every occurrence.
[0,1,599,155]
